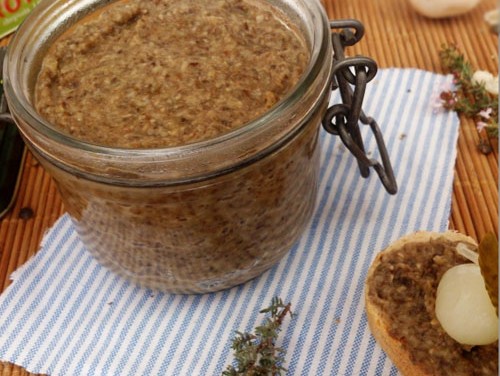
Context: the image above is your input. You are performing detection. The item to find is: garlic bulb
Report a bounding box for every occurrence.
[408,0,481,18]
[484,9,499,32]
[472,70,499,96]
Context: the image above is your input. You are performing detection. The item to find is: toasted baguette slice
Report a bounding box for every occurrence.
[364,231,498,376]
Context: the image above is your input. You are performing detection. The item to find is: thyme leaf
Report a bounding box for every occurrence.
[438,44,499,148]
[222,297,294,376]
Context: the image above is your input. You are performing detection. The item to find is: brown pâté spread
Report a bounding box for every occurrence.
[368,238,498,375]
[31,0,321,293]
[35,0,309,148]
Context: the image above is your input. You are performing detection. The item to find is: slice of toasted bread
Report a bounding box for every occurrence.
[365,231,498,376]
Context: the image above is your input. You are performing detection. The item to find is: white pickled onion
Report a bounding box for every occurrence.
[456,243,479,264]
[435,263,498,346]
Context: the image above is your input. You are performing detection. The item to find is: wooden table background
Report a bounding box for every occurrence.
[1,0,498,374]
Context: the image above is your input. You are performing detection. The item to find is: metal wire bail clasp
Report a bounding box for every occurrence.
[322,19,397,194]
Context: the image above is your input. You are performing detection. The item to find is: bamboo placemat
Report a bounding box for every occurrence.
[0,0,497,374]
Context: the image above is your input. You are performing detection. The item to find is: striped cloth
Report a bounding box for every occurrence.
[0,69,459,375]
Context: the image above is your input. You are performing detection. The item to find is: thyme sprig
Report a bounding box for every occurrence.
[438,44,498,143]
[222,297,294,376]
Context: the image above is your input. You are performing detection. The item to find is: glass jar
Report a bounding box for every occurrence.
[4,0,334,293]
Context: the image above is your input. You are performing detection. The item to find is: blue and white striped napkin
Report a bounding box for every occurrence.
[0,69,459,375]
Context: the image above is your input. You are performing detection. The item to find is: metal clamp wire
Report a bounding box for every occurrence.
[323,19,398,194]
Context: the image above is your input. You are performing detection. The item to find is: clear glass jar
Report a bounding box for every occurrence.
[4,0,333,293]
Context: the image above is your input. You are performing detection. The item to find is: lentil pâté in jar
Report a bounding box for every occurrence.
[7,0,334,293]
[35,0,309,148]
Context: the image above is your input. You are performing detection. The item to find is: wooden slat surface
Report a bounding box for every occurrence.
[0,0,498,374]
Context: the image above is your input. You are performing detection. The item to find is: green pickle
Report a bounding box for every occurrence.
[478,232,498,315]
